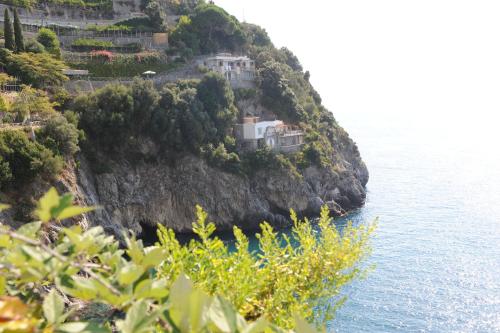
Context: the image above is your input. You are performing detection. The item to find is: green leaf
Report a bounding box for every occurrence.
[208,296,246,333]
[0,234,11,248]
[57,322,110,333]
[16,222,42,238]
[141,247,166,268]
[43,289,65,325]
[134,279,169,300]
[115,300,160,333]
[57,206,96,221]
[241,318,269,333]
[125,237,144,264]
[187,289,212,332]
[34,187,95,222]
[293,315,319,333]
[118,263,145,286]
[35,187,60,222]
[0,204,10,212]
[50,193,73,219]
[0,276,5,295]
[168,274,193,331]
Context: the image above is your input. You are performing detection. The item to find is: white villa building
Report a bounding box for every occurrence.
[235,117,304,153]
[197,53,256,89]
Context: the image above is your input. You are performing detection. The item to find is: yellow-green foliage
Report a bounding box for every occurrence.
[10,86,56,121]
[0,188,374,332]
[157,206,375,328]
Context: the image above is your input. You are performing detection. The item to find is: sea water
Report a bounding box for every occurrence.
[330,112,500,332]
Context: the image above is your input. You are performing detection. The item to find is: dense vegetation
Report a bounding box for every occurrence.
[170,4,246,56]
[0,130,63,188]
[73,74,238,157]
[0,49,67,88]
[0,188,374,331]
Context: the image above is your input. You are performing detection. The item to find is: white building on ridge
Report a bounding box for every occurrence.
[197,53,256,89]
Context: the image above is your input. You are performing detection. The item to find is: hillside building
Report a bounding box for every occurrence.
[235,117,304,153]
[197,53,256,89]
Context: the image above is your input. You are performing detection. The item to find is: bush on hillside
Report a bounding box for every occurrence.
[24,38,46,53]
[10,86,56,122]
[73,83,135,149]
[242,22,272,48]
[201,143,241,173]
[0,130,63,189]
[0,49,67,88]
[36,28,61,58]
[37,114,81,156]
[170,4,246,55]
[144,0,166,31]
[196,72,238,141]
[257,61,306,123]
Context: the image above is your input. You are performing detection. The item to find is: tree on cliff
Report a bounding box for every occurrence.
[258,61,306,123]
[74,84,135,149]
[144,0,167,31]
[3,9,15,51]
[170,4,245,55]
[13,9,24,52]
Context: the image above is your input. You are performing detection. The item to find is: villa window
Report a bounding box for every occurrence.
[219,61,223,66]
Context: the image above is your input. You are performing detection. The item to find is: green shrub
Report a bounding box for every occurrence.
[72,38,114,48]
[0,49,67,88]
[36,28,61,58]
[196,72,238,142]
[73,83,134,150]
[37,114,81,156]
[10,86,56,121]
[0,95,9,114]
[0,187,374,331]
[144,0,166,31]
[170,4,246,55]
[108,17,156,32]
[0,130,63,188]
[24,38,46,53]
[242,23,272,48]
[201,143,241,173]
[257,60,306,123]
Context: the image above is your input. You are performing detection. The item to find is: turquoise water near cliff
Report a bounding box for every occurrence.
[330,112,500,332]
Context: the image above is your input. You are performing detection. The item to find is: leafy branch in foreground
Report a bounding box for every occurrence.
[158,206,375,328]
[0,188,374,332]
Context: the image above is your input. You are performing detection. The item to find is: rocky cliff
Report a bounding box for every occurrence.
[71,134,367,237]
[1,129,367,238]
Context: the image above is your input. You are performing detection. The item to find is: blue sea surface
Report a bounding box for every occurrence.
[330,112,500,332]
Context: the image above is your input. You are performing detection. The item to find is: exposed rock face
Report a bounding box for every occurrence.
[74,138,368,236]
[0,128,368,237]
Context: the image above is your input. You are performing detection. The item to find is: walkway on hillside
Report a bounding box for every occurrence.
[0,121,43,131]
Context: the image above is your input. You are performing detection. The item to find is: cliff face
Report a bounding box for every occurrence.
[0,129,367,237]
[74,136,368,236]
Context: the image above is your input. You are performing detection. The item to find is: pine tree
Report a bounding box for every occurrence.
[3,9,15,51]
[13,9,24,52]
